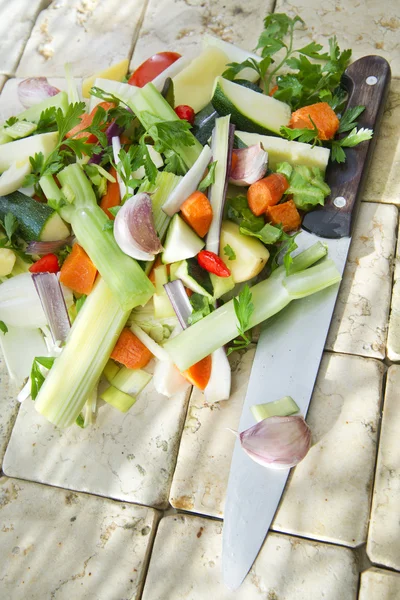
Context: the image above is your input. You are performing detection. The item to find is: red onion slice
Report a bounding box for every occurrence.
[114,192,163,260]
[32,273,71,344]
[18,78,60,109]
[26,235,75,256]
[229,143,268,186]
[88,120,125,165]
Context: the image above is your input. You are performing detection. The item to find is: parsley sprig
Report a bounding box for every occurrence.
[331,106,373,163]
[228,285,254,354]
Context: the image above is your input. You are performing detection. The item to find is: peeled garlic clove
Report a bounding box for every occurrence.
[18,78,60,108]
[239,415,311,469]
[228,143,268,186]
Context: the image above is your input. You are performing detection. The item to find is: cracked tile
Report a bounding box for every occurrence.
[141,513,358,599]
[130,0,272,69]
[17,0,147,77]
[0,477,158,599]
[367,365,400,570]
[359,568,400,600]
[326,202,397,359]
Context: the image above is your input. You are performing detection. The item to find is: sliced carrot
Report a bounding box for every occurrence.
[100,166,120,219]
[289,102,340,141]
[59,243,97,295]
[183,354,212,391]
[247,173,289,216]
[65,101,116,142]
[266,199,301,232]
[180,191,213,238]
[111,328,153,369]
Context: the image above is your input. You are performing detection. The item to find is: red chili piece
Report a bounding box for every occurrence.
[197,250,231,278]
[174,105,195,125]
[29,253,59,273]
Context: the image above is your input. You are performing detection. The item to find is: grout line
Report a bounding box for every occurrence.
[126,0,151,66]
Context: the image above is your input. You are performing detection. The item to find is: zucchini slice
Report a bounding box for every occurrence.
[175,258,214,300]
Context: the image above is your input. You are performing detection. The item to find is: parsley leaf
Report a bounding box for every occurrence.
[331,127,373,163]
[35,107,58,134]
[228,285,254,354]
[4,116,18,128]
[188,293,215,325]
[30,356,55,400]
[224,244,236,261]
[140,138,158,184]
[0,321,8,334]
[240,223,282,245]
[338,106,365,133]
[76,295,87,313]
[280,117,320,145]
[4,213,18,241]
[198,161,217,192]
[227,196,265,233]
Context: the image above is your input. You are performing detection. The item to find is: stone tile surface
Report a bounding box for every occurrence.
[386,222,400,361]
[275,0,400,78]
[3,379,190,509]
[130,0,271,68]
[170,349,254,517]
[359,568,400,600]
[0,477,158,600]
[367,365,400,570]
[0,0,48,76]
[142,514,359,600]
[326,202,397,359]
[17,0,147,77]
[0,75,7,92]
[272,353,383,546]
[0,358,19,470]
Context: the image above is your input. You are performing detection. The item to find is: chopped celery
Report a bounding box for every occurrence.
[101,385,136,412]
[39,174,63,207]
[130,323,169,361]
[164,245,340,371]
[111,367,152,395]
[64,63,80,104]
[17,92,69,123]
[35,277,130,428]
[251,396,300,422]
[5,120,37,140]
[57,163,154,310]
[103,359,120,383]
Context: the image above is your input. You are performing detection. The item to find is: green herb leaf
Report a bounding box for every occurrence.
[280,117,320,145]
[331,127,373,163]
[198,160,217,192]
[223,244,236,261]
[280,163,331,211]
[0,321,8,334]
[240,223,282,245]
[4,116,18,128]
[338,106,365,133]
[228,285,254,354]
[102,220,114,231]
[188,293,215,325]
[140,138,158,185]
[76,414,85,428]
[108,206,121,217]
[227,196,265,233]
[35,107,58,134]
[30,356,55,400]
[76,295,87,313]
[4,212,18,241]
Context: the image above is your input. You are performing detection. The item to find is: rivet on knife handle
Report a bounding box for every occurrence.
[302,55,391,240]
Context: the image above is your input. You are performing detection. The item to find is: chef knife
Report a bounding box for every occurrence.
[222,55,391,590]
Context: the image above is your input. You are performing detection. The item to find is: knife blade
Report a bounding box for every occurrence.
[222,54,391,590]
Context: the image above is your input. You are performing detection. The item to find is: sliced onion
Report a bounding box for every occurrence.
[32,273,71,344]
[229,143,268,186]
[204,346,231,404]
[153,358,190,397]
[114,192,163,260]
[26,235,75,256]
[0,325,47,388]
[18,78,60,109]
[164,280,192,329]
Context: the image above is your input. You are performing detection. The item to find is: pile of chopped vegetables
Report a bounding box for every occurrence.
[0,13,372,436]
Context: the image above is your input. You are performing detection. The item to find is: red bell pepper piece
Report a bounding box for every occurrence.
[29,253,59,274]
[197,250,231,278]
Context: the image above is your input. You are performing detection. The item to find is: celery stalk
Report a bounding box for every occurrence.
[39,174,63,205]
[140,171,182,240]
[164,251,341,371]
[35,277,130,427]
[57,163,154,310]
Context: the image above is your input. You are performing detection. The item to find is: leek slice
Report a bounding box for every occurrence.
[251,396,300,422]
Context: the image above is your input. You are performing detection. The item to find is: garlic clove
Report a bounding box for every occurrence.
[229,143,268,186]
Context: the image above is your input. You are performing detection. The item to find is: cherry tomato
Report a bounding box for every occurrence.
[29,253,59,274]
[174,104,195,125]
[128,52,181,87]
[197,250,231,278]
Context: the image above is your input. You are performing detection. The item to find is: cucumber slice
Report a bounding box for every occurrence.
[0,131,58,174]
[210,272,235,300]
[0,191,70,241]
[212,76,291,136]
[111,367,152,396]
[162,214,205,264]
[219,220,269,283]
[235,131,330,172]
[175,258,214,300]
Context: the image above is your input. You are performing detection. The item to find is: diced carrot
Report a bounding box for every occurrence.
[269,85,278,97]
[247,173,289,216]
[183,354,212,390]
[185,287,193,298]
[100,166,120,219]
[148,256,163,284]
[111,328,153,369]
[59,243,98,295]
[266,199,301,232]
[180,191,213,238]
[230,152,238,172]
[65,101,116,142]
[120,134,131,144]
[289,102,340,141]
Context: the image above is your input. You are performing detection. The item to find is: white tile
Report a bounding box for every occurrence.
[359,568,400,600]
[0,357,19,470]
[0,75,7,92]
[326,202,397,359]
[0,477,158,600]
[17,0,147,77]
[272,353,384,546]
[0,0,48,75]
[142,514,359,600]
[367,365,400,570]
[130,0,272,69]
[3,379,190,509]
[386,219,400,361]
[275,0,400,78]
[170,349,255,517]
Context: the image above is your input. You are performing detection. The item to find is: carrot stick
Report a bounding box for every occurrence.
[100,166,120,219]
[111,328,153,369]
[65,101,116,142]
[180,191,213,238]
[266,199,301,232]
[289,102,340,141]
[59,243,97,295]
[183,354,212,390]
[247,173,289,216]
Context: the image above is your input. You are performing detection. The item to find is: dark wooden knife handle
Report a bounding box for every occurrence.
[302,55,391,239]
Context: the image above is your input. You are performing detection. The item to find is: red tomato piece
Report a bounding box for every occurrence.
[29,253,59,274]
[128,52,181,87]
[197,250,231,278]
[174,104,195,125]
